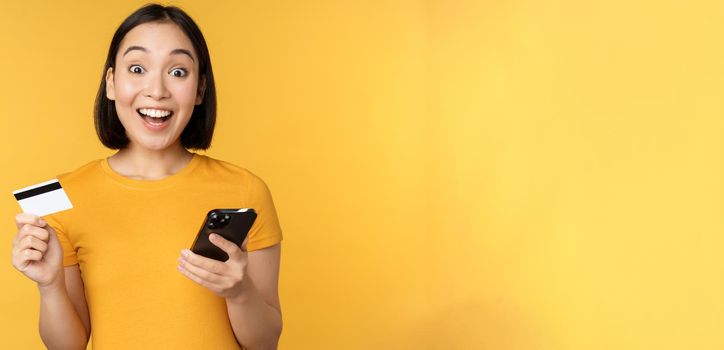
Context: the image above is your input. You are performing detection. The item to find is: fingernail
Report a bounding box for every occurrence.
[38,218,46,226]
[181,250,189,257]
[209,233,217,241]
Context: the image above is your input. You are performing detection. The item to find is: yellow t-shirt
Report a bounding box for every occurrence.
[44,153,282,349]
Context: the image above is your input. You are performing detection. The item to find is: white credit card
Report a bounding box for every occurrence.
[12,179,73,217]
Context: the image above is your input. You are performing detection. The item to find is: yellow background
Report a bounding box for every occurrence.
[1,0,723,349]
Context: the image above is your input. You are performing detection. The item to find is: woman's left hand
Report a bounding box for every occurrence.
[177,233,249,299]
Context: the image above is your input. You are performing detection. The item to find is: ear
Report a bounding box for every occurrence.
[105,67,116,101]
[195,75,206,105]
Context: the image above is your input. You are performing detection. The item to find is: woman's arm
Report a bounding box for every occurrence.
[12,214,90,350]
[177,236,282,349]
[225,244,282,349]
[38,265,91,350]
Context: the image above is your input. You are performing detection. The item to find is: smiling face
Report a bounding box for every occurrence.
[105,21,205,151]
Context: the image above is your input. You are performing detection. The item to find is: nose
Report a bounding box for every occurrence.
[143,71,170,100]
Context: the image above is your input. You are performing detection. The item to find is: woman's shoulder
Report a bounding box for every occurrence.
[56,159,105,185]
[196,154,266,184]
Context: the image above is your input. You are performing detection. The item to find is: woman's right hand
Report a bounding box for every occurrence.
[12,213,64,288]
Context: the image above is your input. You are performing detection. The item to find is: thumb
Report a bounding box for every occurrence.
[209,233,243,259]
[15,213,46,230]
[240,235,250,252]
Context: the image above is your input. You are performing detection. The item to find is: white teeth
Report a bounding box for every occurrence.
[139,108,172,118]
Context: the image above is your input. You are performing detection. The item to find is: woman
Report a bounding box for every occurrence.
[11,4,282,349]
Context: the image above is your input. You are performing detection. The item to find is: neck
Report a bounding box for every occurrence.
[108,143,194,180]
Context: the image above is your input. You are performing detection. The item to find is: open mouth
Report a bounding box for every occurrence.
[136,108,173,124]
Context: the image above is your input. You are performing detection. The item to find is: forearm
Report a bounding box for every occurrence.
[226,278,282,350]
[38,281,89,350]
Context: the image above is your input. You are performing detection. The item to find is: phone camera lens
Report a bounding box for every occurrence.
[208,212,230,229]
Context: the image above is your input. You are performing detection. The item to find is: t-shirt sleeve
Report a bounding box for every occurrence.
[43,214,79,266]
[245,175,283,251]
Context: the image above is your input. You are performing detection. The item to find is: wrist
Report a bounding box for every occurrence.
[37,275,66,297]
[226,278,257,305]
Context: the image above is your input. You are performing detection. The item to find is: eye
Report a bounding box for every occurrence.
[129,65,145,74]
[170,68,187,77]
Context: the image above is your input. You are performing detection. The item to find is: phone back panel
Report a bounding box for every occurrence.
[191,209,257,261]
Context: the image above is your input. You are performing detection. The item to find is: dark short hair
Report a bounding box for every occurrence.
[94,3,216,150]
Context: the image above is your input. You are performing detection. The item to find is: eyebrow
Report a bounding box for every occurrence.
[122,45,195,62]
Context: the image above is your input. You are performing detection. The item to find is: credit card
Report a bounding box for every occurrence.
[12,179,73,217]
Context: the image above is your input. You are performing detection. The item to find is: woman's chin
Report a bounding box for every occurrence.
[129,137,178,152]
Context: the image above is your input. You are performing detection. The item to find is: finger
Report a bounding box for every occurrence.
[16,224,50,242]
[13,249,43,270]
[177,256,224,283]
[15,213,46,230]
[15,235,49,254]
[209,233,243,259]
[177,264,219,291]
[180,249,225,274]
[22,248,43,261]
[13,227,46,253]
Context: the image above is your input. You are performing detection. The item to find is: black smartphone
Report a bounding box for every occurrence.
[191,208,257,261]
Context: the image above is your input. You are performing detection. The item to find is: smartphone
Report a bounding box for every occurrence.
[191,208,257,261]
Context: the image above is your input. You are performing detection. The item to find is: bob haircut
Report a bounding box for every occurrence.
[94,3,216,150]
